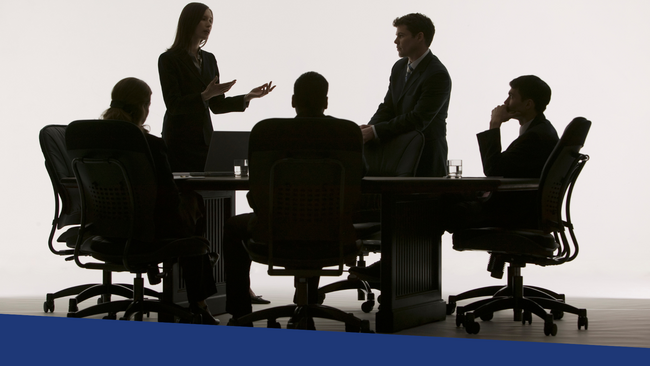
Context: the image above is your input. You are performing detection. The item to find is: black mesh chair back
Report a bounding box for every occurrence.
[39,125,81,232]
[230,117,371,331]
[39,123,161,315]
[64,120,207,322]
[66,120,157,247]
[364,130,424,177]
[538,117,591,234]
[246,117,363,276]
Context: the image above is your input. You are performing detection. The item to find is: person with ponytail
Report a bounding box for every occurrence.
[102,77,220,325]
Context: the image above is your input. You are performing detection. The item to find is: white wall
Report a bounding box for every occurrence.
[0,0,648,299]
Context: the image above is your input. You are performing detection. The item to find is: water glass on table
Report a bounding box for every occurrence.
[447,159,462,179]
[234,159,248,177]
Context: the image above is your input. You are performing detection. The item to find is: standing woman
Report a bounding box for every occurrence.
[159,2,274,172]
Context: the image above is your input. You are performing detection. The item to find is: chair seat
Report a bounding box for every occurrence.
[246,239,361,268]
[57,226,80,248]
[81,236,209,268]
[354,222,381,240]
[453,227,558,257]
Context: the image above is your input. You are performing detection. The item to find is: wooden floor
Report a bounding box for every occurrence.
[2,290,649,349]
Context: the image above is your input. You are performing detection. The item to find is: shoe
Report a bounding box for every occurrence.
[228,315,254,327]
[349,261,380,282]
[250,295,271,304]
[192,305,220,325]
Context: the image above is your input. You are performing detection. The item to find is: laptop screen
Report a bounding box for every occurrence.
[201,131,250,175]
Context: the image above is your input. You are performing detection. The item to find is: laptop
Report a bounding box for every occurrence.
[189,131,250,176]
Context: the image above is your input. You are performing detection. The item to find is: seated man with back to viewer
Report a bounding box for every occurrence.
[223,71,345,323]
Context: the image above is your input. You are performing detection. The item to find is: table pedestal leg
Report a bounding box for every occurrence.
[376,195,447,333]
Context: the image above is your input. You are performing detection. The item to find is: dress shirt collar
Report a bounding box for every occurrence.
[408,49,431,71]
[519,118,535,136]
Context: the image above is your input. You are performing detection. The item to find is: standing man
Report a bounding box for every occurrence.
[362,13,452,177]
[478,75,558,178]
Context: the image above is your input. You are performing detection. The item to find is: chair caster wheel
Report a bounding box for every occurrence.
[456,312,465,328]
[552,310,564,320]
[522,310,532,325]
[479,312,493,321]
[544,322,558,336]
[578,316,588,330]
[361,300,374,313]
[359,319,373,333]
[68,298,78,313]
[267,319,281,328]
[544,314,557,336]
[446,302,456,315]
[103,313,117,320]
[43,300,55,313]
[464,314,480,334]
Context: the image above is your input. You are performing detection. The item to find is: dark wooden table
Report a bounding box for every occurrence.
[176,176,539,332]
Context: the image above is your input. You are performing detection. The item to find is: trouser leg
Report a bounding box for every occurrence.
[179,253,217,304]
[224,213,254,317]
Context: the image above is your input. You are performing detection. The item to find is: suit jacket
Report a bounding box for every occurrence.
[369,51,452,177]
[158,48,248,172]
[477,114,559,178]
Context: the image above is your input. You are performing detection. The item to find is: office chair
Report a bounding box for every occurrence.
[228,118,372,332]
[318,130,425,312]
[39,125,160,316]
[64,120,209,323]
[447,117,591,336]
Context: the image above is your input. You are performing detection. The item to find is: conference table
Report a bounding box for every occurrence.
[176,175,539,333]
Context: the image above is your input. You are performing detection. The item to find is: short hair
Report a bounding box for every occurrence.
[102,77,152,130]
[509,75,552,114]
[169,2,211,52]
[393,13,435,47]
[293,72,329,111]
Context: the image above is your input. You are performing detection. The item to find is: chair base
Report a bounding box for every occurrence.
[66,274,198,324]
[232,275,374,332]
[228,303,373,332]
[318,275,380,313]
[317,241,382,313]
[44,270,161,314]
[447,264,588,336]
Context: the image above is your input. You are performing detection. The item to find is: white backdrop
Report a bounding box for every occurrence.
[0,0,648,300]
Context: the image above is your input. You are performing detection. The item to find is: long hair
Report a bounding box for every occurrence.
[101,77,152,131]
[168,2,210,52]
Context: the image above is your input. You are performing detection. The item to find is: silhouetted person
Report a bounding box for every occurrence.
[478,75,558,178]
[448,75,559,232]
[101,77,219,324]
[224,72,334,323]
[159,2,274,172]
[361,13,451,177]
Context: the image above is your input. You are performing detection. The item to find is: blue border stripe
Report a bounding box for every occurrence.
[1,314,647,364]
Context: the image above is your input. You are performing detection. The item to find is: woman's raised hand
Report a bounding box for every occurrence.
[202,76,236,101]
[244,82,276,102]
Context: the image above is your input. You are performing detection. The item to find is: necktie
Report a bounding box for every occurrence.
[405,64,414,82]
